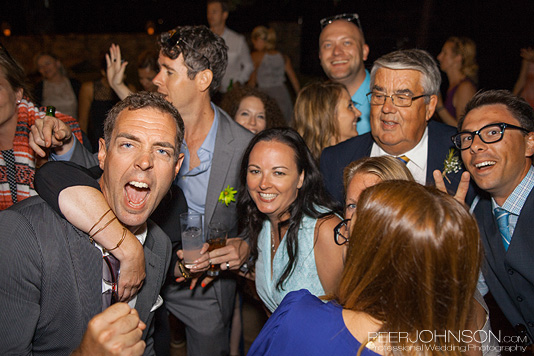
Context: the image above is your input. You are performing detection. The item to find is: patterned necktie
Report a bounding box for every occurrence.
[1,149,18,204]
[397,155,410,165]
[494,207,511,251]
[102,254,120,310]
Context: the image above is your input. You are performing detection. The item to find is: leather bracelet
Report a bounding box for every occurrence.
[88,208,112,236]
[103,227,127,253]
[89,216,117,243]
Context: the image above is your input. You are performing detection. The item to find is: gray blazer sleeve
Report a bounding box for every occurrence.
[0,210,43,355]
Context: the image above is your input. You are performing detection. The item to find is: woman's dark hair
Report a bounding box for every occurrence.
[237,127,340,290]
[219,86,286,129]
[0,43,31,99]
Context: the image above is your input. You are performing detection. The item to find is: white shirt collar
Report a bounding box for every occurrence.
[371,126,429,185]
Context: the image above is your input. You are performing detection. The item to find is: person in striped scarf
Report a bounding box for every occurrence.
[0,43,83,210]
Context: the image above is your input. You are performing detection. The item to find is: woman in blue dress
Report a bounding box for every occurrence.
[249,181,483,356]
[237,128,345,313]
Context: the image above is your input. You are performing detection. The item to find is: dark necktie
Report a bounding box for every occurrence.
[102,254,120,310]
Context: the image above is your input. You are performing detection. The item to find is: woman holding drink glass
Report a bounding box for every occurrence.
[236,128,345,313]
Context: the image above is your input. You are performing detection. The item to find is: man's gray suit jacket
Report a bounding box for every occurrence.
[68,104,253,336]
[0,196,171,355]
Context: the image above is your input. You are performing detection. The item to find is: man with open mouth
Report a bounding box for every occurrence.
[0,92,184,355]
[456,89,534,347]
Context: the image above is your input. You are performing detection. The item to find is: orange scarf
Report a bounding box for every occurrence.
[0,99,83,210]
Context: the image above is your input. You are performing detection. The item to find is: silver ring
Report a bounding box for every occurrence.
[208,259,212,265]
[226,262,230,269]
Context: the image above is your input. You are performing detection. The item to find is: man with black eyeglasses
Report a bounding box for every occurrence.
[320,49,473,205]
[319,13,371,134]
[456,89,534,347]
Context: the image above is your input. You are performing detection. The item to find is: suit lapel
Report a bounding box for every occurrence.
[67,226,102,324]
[205,110,235,227]
[134,231,162,324]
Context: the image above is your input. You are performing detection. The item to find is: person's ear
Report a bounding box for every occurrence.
[97,138,107,170]
[196,69,213,93]
[15,88,23,103]
[362,44,369,62]
[426,95,438,121]
[525,132,534,157]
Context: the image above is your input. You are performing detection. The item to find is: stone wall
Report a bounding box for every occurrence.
[3,21,302,90]
[4,33,159,87]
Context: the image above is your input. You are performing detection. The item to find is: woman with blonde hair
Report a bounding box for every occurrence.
[293,81,360,161]
[248,26,300,123]
[436,36,478,126]
[342,156,413,220]
[249,181,484,356]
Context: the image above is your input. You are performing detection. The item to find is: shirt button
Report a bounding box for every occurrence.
[508,269,514,275]
[517,296,523,302]
[528,322,534,327]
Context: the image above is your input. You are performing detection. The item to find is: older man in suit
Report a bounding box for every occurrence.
[321,49,472,205]
[0,92,184,355]
[457,90,534,346]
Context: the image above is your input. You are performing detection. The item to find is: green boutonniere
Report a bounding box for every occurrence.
[218,185,237,206]
[442,148,462,184]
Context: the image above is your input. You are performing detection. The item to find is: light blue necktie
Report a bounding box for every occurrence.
[494,207,511,251]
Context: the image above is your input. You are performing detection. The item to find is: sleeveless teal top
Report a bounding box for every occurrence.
[255,211,327,313]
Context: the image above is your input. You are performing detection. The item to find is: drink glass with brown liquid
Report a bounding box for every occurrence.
[206,222,228,277]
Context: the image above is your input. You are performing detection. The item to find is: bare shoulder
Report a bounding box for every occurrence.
[315,214,341,242]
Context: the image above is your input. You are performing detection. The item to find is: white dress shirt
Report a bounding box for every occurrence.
[219,27,254,92]
[370,127,429,185]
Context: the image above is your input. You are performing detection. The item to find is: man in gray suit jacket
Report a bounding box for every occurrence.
[0,92,185,355]
[29,26,252,355]
[153,26,253,356]
[458,90,534,345]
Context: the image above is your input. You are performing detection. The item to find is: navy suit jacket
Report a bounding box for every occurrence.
[320,120,474,204]
[473,191,534,342]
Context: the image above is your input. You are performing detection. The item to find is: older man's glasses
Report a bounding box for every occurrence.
[334,219,351,245]
[320,13,362,31]
[451,122,530,150]
[367,92,429,108]
[165,30,211,70]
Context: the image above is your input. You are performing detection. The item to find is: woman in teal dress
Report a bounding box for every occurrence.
[237,128,345,313]
[249,181,483,356]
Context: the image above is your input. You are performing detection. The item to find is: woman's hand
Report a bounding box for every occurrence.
[29,115,73,157]
[105,44,133,100]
